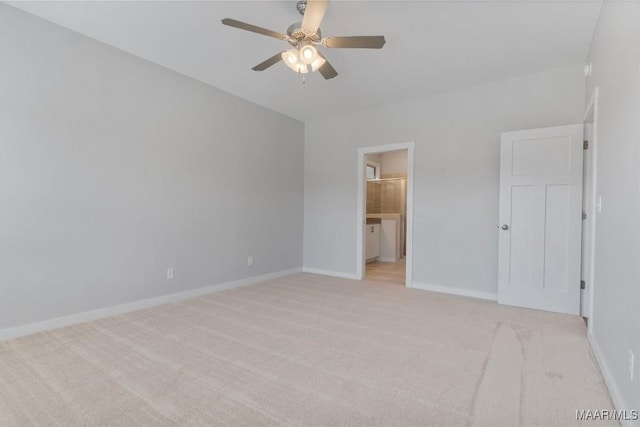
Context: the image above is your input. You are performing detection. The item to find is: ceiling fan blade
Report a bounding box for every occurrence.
[252,52,285,71]
[324,36,386,49]
[301,0,330,34]
[221,18,288,41]
[316,53,338,80]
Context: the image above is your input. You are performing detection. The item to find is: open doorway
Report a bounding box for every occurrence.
[356,142,415,287]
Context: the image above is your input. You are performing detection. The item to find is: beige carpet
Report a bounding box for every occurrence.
[0,273,615,426]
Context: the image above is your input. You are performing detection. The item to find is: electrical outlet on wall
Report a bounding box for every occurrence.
[166,267,175,280]
[629,350,635,381]
[247,256,254,266]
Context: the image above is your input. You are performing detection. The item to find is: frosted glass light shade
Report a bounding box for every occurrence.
[281,49,309,74]
[280,47,327,74]
[300,45,318,65]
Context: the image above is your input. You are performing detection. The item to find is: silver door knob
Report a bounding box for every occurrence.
[501,224,509,230]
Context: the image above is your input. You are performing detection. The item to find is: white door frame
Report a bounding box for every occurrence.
[582,87,599,332]
[356,141,415,286]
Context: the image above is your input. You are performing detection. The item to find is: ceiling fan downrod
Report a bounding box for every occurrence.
[296,1,307,16]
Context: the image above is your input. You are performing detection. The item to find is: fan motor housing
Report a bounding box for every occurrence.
[287,22,321,45]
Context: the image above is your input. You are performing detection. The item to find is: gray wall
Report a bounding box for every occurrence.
[304,64,585,294]
[0,4,304,330]
[585,1,640,412]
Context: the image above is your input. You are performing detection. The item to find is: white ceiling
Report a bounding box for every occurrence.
[8,0,602,121]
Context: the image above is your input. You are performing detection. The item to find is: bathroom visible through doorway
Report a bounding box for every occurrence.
[357,142,414,286]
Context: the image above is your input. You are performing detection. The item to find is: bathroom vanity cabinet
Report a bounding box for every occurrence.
[365,224,380,262]
[366,214,403,262]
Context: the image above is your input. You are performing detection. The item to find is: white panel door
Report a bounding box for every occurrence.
[498,124,583,315]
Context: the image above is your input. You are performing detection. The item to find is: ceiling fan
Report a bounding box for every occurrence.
[221,0,386,80]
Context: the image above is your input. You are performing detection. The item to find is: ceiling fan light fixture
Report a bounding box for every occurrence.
[299,44,318,65]
[282,49,298,64]
[282,49,309,74]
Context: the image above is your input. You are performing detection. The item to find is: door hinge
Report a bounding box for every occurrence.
[583,140,589,149]
[580,280,586,290]
[582,211,587,220]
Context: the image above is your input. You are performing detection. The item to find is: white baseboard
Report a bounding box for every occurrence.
[0,267,301,342]
[408,281,498,301]
[588,331,637,427]
[377,257,397,263]
[302,267,359,280]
